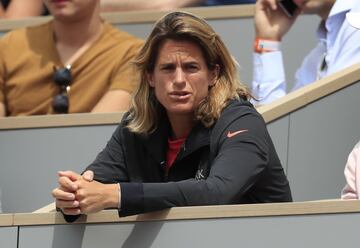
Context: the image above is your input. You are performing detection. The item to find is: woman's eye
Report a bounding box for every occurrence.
[186,65,199,71]
[161,65,174,71]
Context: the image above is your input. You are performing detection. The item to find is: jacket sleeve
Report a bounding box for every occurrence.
[62,118,130,222]
[85,120,130,184]
[119,109,272,216]
[341,141,360,200]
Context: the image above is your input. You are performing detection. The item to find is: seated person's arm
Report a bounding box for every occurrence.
[91,89,131,113]
[53,122,130,217]
[0,102,5,116]
[1,0,44,19]
[341,142,360,199]
[52,170,119,216]
[89,37,143,113]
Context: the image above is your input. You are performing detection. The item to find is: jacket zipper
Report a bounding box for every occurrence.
[164,143,187,181]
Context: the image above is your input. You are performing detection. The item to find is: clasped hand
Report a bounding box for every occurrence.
[52,170,120,215]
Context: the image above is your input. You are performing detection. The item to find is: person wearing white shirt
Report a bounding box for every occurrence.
[252,0,360,105]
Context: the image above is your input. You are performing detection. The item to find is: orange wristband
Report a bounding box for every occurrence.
[254,38,281,54]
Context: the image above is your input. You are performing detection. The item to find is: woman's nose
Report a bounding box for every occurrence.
[173,67,186,84]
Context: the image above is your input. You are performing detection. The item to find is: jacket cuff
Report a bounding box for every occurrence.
[57,207,81,223]
[118,182,144,217]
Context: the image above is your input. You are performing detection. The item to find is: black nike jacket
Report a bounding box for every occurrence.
[68,98,292,219]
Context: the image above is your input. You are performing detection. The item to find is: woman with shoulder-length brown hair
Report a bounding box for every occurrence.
[53,11,292,219]
[128,11,250,133]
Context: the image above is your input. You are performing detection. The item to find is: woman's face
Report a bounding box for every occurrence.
[148,39,218,120]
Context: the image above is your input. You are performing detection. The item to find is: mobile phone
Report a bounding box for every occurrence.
[278,0,298,18]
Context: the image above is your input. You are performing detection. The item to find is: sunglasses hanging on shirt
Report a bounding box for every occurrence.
[52,65,72,114]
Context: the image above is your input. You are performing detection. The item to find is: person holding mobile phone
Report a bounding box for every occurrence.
[342,140,360,200]
[252,0,360,105]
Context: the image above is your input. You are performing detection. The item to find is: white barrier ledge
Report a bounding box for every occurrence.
[11,200,360,226]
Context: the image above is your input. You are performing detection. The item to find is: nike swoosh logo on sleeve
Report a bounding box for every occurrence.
[227,129,248,138]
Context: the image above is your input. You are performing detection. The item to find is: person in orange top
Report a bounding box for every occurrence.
[0,0,143,116]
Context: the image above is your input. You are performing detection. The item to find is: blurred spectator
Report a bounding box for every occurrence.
[341,141,360,200]
[252,0,360,105]
[0,0,143,116]
[100,0,255,12]
[0,0,46,19]
[341,12,360,200]
[0,189,2,213]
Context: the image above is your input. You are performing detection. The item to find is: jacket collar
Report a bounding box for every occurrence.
[143,111,210,163]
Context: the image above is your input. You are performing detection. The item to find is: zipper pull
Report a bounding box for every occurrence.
[160,160,166,170]
[160,160,169,181]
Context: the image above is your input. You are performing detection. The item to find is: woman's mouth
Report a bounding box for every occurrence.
[169,91,191,100]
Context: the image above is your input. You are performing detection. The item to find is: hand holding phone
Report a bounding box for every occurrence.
[255,0,300,41]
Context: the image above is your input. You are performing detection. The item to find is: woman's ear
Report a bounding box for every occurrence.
[147,73,155,87]
[209,64,220,86]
